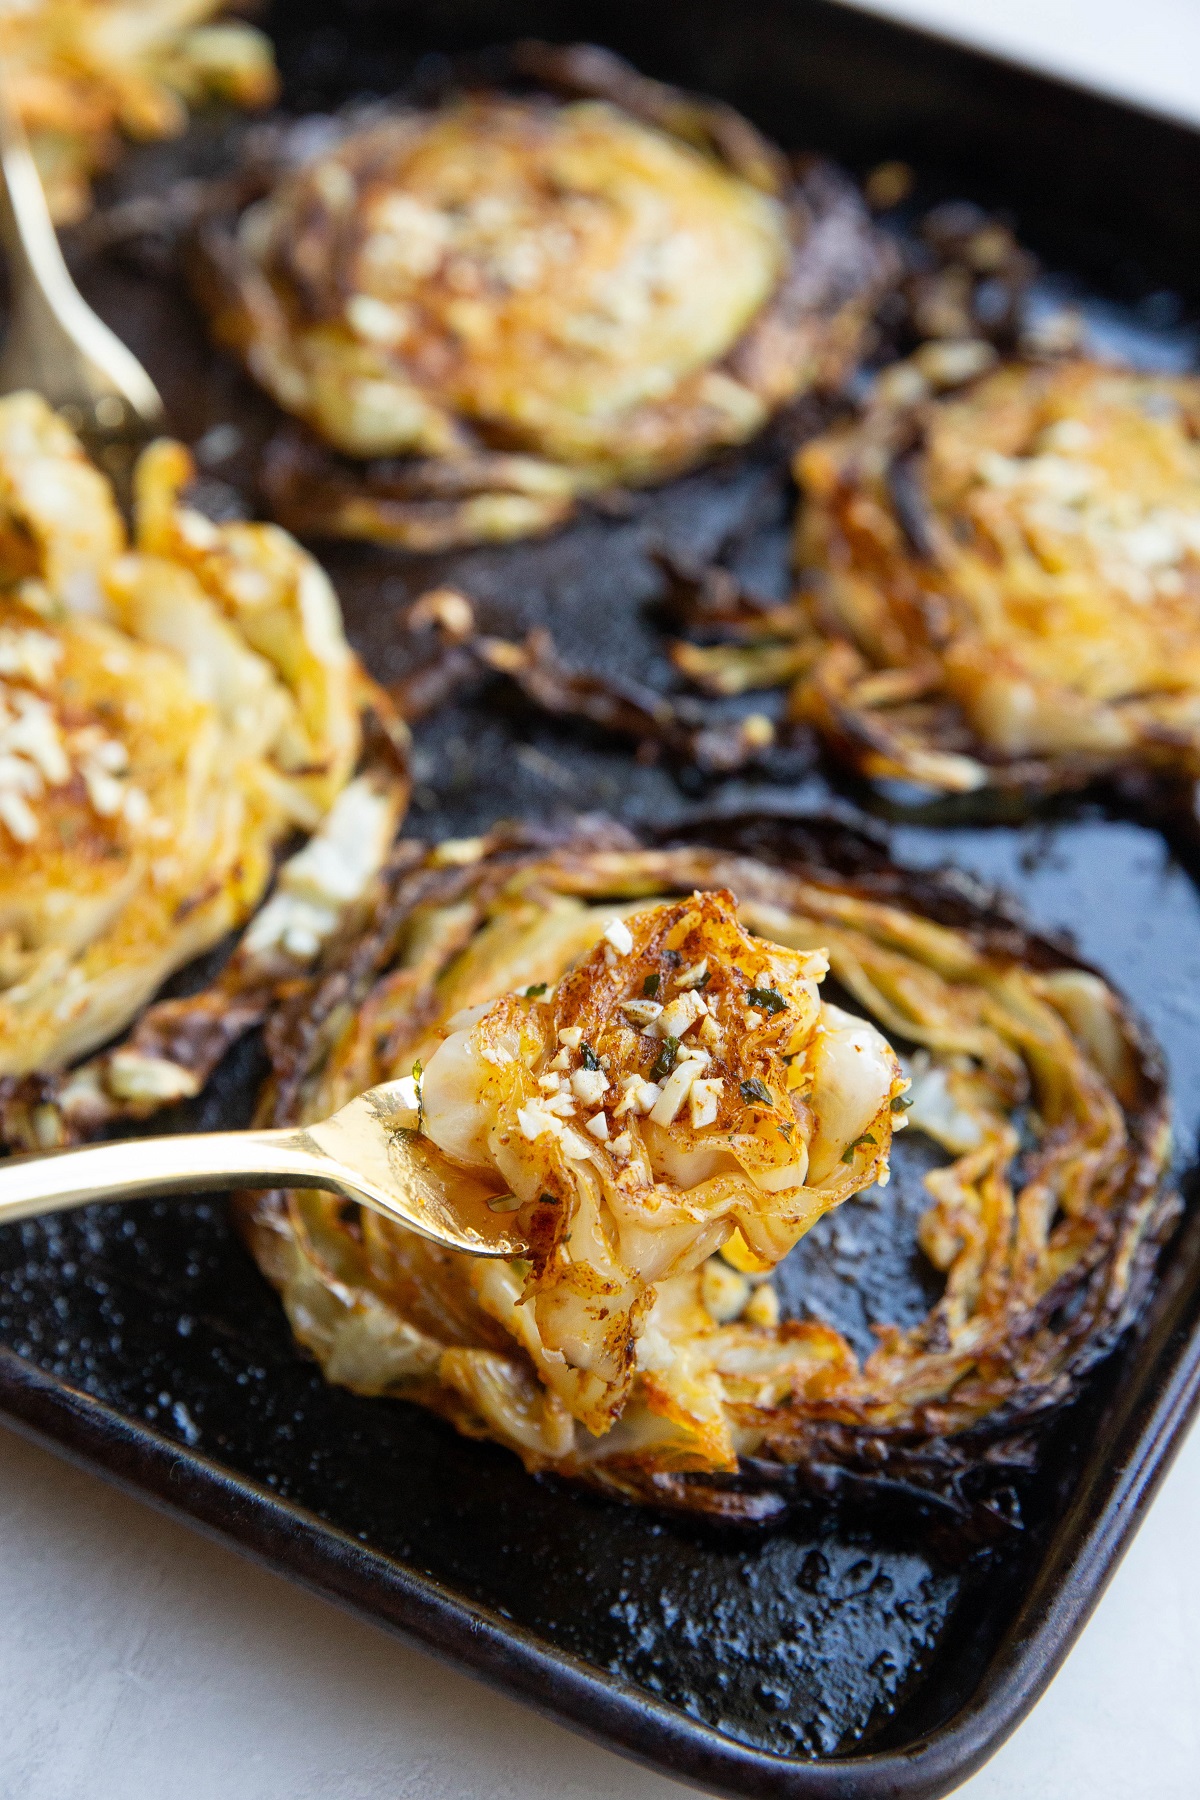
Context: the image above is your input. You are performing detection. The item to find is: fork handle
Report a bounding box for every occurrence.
[0,1128,347,1228]
[0,67,162,420]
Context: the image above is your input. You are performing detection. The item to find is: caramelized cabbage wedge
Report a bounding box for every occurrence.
[0,0,278,225]
[194,43,894,549]
[239,821,1173,1521]
[791,358,1200,794]
[0,392,380,1086]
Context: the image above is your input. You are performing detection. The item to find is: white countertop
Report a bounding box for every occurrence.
[5,6,1200,1796]
[843,0,1200,128]
[3,1414,1199,1799]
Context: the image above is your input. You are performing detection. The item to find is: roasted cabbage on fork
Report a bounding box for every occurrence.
[232,820,1173,1522]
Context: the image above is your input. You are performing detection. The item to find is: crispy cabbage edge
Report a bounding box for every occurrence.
[190,42,897,550]
[232,816,1176,1531]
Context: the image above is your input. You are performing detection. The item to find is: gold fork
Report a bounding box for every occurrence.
[0,1081,528,1258]
[0,65,163,485]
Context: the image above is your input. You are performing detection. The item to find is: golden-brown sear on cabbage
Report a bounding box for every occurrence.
[789,358,1200,793]
[0,391,371,1082]
[0,1,278,225]
[193,45,895,549]
[236,824,1172,1520]
[412,888,903,1436]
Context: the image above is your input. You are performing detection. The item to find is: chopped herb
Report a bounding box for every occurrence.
[740,1078,774,1107]
[746,987,786,1015]
[538,1191,559,1206]
[523,982,548,998]
[642,972,661,998]
[891,1093,914,1111]
[696,969,711,989]
[650,1036,680,1080]
[487,1194,523,1213]
[841,1132,877,1164]
[580,1041,601,1071]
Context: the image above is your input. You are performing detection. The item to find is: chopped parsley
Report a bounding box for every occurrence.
[747,986,787,1015]
[642,972,661,998]
[650,1036,680,1080]
[891,1093,913,1111]
[841,1132,877,1164]
[522,982,548,998]
[580,1041,601,1071]
[740,1078,774,1107]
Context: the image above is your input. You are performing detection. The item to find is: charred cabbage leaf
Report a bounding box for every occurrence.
[232,818,1175,1525]
[191,42,896,549]
[666,359,1200,797]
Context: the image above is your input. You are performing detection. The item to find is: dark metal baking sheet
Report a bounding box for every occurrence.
[3,5,1200,1796]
